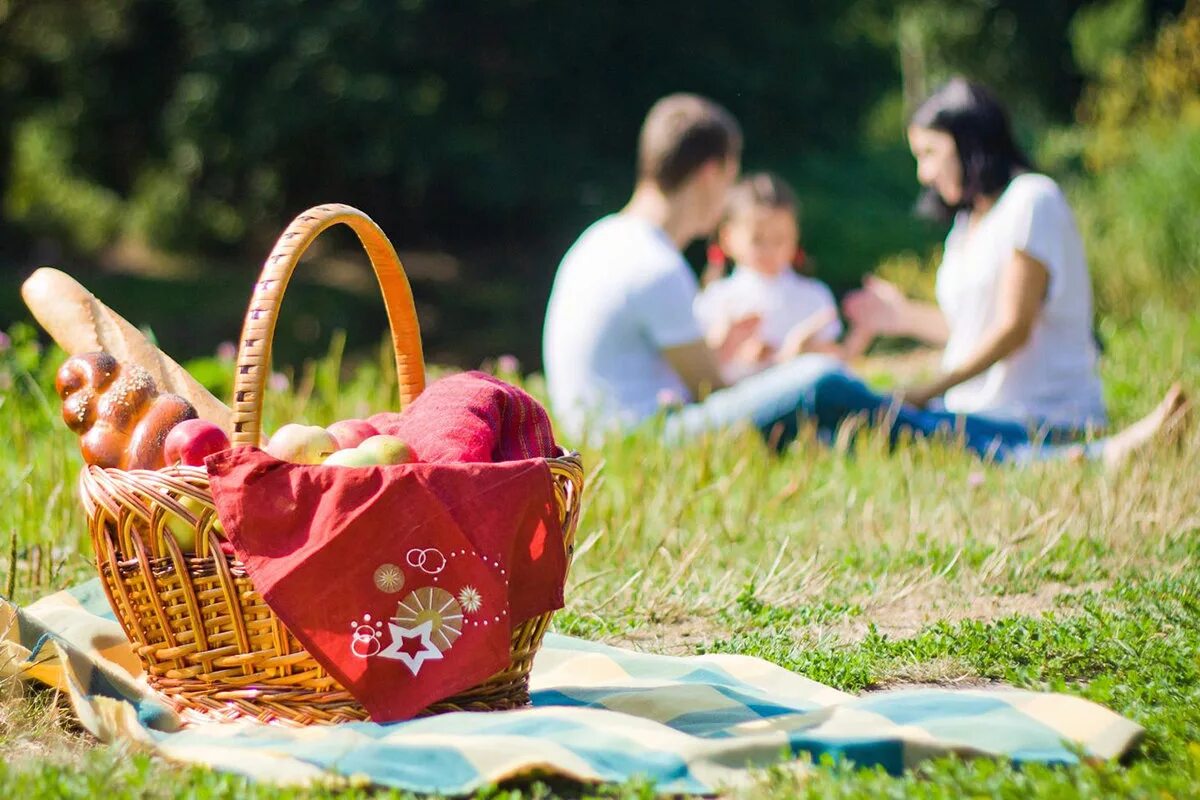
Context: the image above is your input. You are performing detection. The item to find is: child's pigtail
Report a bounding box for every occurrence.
[793,246,809,274]
[702,241,727,287]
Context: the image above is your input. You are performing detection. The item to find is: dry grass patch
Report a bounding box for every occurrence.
[0,678,92,769]
[603,614,732,656]
[867,657,999,690]
[830,580,1112,642]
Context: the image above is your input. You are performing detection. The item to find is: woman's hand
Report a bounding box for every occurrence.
[842,276,910,337]
[844,275,950,347]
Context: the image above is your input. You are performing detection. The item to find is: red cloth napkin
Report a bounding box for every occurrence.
[206,447,565,723]
[204,371,568,721]
[368,370,557,463]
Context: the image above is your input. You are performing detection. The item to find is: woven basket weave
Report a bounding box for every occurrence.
[78,204,584,725]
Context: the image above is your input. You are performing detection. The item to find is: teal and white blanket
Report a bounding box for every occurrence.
[1,581,1141,794]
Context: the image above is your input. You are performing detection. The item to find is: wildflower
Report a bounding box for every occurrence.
[496,354,520,375]
[656,388,685,409]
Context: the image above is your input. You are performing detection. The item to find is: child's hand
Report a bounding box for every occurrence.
[714,313,762,363]
[735,336,774,365]
[777,307,839,361]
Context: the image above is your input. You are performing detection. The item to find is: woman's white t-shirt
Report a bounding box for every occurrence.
[935,173,1106,428]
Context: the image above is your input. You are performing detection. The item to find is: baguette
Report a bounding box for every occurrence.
[21,267,233,432]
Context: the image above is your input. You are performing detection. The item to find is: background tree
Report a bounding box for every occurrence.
[0,0,1192,367]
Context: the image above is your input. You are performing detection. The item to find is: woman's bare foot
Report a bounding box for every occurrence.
[1102,383,1190,470]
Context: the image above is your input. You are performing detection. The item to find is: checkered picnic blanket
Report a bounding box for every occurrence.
[1,582,1141,794]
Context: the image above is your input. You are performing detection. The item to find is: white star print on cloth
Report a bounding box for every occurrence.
[377,620,444,675]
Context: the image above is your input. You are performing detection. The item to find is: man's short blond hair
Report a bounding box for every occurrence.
[637,94,742,193]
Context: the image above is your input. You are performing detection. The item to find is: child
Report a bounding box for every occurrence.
[695,172,870,381]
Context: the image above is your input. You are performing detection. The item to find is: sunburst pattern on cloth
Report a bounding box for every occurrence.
[373,563,405,593]
[392,587,463,651]
[457,585,483,614]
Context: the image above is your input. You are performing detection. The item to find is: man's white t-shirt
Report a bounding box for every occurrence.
[936,173,1106,428]
[695,266,843,349]
[543,214,703,439]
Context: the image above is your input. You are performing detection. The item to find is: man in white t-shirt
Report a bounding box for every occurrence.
[543,94,754,440]
[545,94,863,451]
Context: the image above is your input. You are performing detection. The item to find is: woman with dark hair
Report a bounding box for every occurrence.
[845,78,1107,425]
[910,80,1033,224]
[733,77,1187,467]
[817,77,1184,465]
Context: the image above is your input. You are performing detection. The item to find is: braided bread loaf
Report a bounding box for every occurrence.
[57,352,198,470]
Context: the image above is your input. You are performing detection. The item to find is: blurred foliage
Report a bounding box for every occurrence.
[1077,0,1200,171]
[1072,125,1200,315]
[0,1,1181,260]
[874,250,940,304]
[5,112,124,251]
[0,0,899,262]
[863,0,1088,127]
[1069,0,1200,314]
[0,0,1194,364]
[1070,0,1149,78]
[0,321,63,403]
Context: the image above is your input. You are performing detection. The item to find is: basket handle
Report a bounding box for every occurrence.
[230,204,426,447]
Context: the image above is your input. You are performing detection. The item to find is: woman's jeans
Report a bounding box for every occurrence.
[664,355,1101,464]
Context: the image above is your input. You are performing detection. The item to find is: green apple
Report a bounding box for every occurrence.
[358,435,414,465]
[266,423,339,464]
[322,447,382,467]
[162,495,221,553]
[321,435,413,467]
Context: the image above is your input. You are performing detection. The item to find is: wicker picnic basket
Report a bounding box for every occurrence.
[77,204,585,725]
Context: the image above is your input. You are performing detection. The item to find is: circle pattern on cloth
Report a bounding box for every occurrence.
[392,587,463,651]
[407,547,447,574]
[373,563,405,593]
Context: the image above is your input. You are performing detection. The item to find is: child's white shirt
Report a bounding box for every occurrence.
[695,265,843,351]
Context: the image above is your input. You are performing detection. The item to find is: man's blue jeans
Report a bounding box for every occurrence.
[664,355,1100,464]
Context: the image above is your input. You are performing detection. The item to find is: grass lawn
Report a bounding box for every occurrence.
[1,304,1197,798]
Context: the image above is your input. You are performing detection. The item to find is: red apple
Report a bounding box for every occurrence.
[164,419,231,466]
[326,418,380,450]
